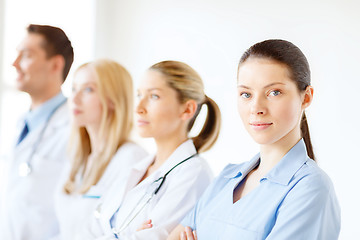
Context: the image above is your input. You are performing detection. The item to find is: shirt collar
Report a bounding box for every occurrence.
[24,92,67,131]
[223,139,310,186]
[264,139,310,185]
[224,153,260,179]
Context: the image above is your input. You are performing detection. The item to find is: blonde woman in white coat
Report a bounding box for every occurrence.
[78,60,221,240]
[51,59,147,240]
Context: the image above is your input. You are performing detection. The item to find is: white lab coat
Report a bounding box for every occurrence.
[77,139,213,240]
[52,142,147,240]
[0,103,70,240]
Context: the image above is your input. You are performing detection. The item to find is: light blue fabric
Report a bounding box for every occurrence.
[24,92,66,132]
[181,139,341,240]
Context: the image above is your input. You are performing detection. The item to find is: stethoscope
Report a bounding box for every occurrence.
[94,153,197,239]
[17,99,67,177]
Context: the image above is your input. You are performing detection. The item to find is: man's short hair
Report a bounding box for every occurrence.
[27,24,74,82]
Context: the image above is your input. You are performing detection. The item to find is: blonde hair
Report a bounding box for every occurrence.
[150,60,221,153]
[64,59,134,194]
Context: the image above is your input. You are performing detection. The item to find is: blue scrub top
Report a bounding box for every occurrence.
[181,139,341,240]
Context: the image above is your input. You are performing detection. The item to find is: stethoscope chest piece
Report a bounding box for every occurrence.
[94,203,102,219]
[18,162,32,177]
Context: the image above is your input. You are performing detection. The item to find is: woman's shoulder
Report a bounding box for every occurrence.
[286,159,338,202]
[295,159,335,189]
[101,142,148,184]
[174,154,214,181]
[114,141,148,162]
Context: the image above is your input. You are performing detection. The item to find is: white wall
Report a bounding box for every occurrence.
[94,0,360,238]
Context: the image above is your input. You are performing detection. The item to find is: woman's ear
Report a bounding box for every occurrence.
[302,85,314,109]
[181,99,198,120]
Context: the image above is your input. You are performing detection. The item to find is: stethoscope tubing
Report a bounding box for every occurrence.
[110,153,197,237]
[18,99,67,177]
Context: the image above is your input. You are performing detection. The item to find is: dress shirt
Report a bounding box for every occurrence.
[78,139,213,240]
[182,139,341,240]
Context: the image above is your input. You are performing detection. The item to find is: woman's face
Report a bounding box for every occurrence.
[237,58,308,147]
[136,70,187,140]
[70,67,103,130]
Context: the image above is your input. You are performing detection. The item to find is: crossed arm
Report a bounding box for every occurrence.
[137,222,197,240]
[167,225,197,240]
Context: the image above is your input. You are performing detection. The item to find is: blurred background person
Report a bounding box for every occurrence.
[78,60,221,239]
[52,59,147,239]
[0,24,74,240]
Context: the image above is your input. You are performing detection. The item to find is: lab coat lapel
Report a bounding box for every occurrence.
[13,104,68,154]
[100,155,154,231]
[155,139,197,177]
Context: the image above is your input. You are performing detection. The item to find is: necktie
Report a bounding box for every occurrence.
[17,122,29,145]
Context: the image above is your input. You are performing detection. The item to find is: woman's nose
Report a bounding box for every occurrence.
[135,98,146,114]
[250,97,266,115]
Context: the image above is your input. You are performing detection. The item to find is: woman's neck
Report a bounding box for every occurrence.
[154,135,188,166]
[258,128,302,174]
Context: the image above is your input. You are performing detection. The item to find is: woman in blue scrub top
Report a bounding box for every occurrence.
[168,39,341,240]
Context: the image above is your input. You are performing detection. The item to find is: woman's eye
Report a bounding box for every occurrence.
[268,90,281,97]
[240,92,251,99]
[83,87,93,93]
[150,94,159,100]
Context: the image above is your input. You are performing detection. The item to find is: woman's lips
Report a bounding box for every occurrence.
[249,122,273,130]
[72,109,82,115]
[137,119,149,126]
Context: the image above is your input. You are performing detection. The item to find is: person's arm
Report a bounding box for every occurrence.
[266,174,341,240]
[136,222,196,240]
[167,224,185,240]
[167,225,197,240]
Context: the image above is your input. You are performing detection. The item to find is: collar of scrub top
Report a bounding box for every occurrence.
[224,139,310,186]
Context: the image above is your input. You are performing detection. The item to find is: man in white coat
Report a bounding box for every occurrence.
[0,24,74,240]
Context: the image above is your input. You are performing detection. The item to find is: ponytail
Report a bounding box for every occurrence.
[149,60,221,153]
[191,95,221,153]
[301,113,315,161]
[239,40,316,161]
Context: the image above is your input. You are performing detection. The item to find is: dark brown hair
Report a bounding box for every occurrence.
[27,24,74,81]
[150,61,221,153]
[238,39,315,160]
